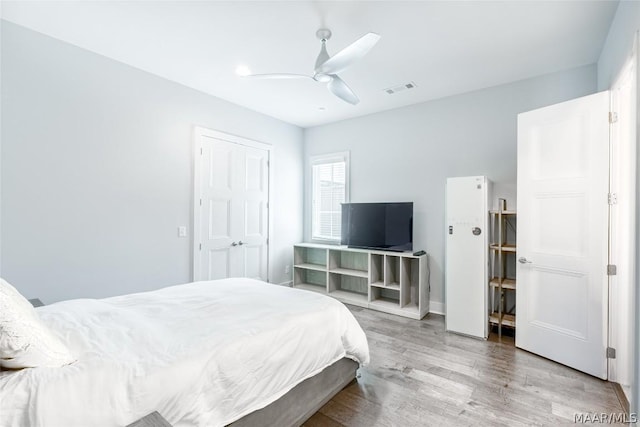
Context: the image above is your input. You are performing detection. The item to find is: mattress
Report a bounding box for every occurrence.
[0,278,370,426]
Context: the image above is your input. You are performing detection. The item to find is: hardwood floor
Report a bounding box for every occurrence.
[305,306,625,426]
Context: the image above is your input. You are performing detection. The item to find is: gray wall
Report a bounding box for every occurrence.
[1,21,304,303]
[596,0,640,416]
[304,65,597,312]
[597,1,639,91]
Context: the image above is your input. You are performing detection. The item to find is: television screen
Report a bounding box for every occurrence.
[341,202,413,252]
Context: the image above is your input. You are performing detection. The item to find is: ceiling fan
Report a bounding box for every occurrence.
[242,29,381,105]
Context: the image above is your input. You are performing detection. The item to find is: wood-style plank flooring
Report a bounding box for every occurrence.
[305,306,625,426]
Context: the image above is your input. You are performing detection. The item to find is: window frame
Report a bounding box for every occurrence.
[309,151,350,244]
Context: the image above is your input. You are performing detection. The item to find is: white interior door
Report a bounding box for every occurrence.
[194,128,270,282]
[445,176,489,339]
[516,91,609,379]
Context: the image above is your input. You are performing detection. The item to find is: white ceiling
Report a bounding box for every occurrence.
[1,1,619,128]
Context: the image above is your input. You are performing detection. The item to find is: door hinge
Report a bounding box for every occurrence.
[607,264,617,276]
[200,198,202,206]
[199,243,202,251]
[606,347,616,359]
[200,147,203,155]
[608,193,617,205]
[609,112,618,124]
[266,237,269,245]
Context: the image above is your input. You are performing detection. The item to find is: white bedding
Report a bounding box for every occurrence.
[0,278,369,427]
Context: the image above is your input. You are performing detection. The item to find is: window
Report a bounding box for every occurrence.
[311,152,350,242]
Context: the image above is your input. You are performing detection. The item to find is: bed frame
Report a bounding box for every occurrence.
[127,358,358,427]
[230,358,358,427]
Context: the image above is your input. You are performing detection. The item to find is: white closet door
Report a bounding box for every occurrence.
[238,145,269,279]
[195,130,270,282]
[516,91,609,379]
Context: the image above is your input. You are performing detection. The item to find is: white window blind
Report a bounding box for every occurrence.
[311,153,349,241]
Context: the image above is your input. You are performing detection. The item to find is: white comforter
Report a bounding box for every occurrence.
[0,278,369,426]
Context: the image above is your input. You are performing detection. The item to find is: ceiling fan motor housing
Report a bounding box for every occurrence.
[316,28,332,41]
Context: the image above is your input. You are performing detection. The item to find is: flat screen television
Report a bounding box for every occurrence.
[341,202,413,252]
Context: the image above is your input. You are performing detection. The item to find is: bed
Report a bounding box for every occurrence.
[0,278,370,427]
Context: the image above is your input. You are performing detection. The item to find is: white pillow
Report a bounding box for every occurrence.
[0,278,76,369]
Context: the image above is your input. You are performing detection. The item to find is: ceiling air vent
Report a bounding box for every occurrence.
[384,81,417,95]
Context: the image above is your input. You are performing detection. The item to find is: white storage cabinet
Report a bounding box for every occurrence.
[293,243,429,320]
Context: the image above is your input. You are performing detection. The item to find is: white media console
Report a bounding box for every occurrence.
[293,243,429,319]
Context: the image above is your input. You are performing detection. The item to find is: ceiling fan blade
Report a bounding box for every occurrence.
[242,73,313,80]
[327,75,359,105]
[317,32,380,75]
[314,41,330,71]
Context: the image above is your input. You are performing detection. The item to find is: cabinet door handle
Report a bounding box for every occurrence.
[518,257,532,264]
[231,242,238,247]
[238,241,244,246]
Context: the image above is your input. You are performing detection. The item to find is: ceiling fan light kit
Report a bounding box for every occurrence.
[242,28,380,105]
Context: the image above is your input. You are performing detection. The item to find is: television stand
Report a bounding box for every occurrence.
[293,243,429,319]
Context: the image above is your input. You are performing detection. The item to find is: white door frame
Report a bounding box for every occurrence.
[608,34,638,400]
[192,126,273,282]
[635,31,640,419]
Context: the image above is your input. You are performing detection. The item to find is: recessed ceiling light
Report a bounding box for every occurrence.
[235,65,251,77]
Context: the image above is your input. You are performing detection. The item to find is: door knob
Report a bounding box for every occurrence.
[518,257,532,264]
[472,227,482,236]
[238,241,244,246]
[231,242,238,247]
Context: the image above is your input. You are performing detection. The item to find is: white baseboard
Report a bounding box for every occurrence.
[277,281,293,287]
[429,300,445,315]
